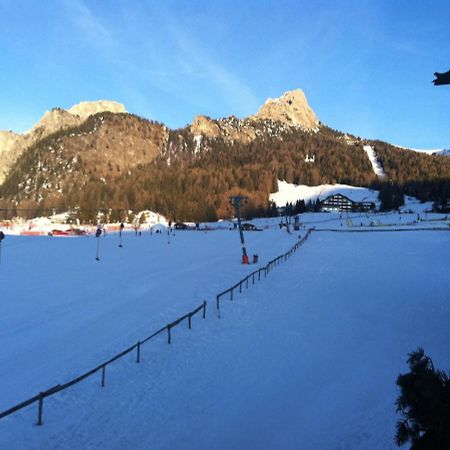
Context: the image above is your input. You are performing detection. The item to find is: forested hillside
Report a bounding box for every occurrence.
[0,112,449,221]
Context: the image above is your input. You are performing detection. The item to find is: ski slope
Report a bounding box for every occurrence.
[269,180,380,206]
[363,145,387,178]
[0,217,449,449]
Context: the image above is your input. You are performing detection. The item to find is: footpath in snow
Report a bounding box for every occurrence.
[0,226,449,449]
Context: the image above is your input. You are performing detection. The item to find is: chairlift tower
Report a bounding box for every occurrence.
[229,195,249,264]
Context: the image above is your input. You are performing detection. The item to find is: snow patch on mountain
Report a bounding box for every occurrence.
[269,180,380,206]
[392,144,448,156]
[432,149,450,157]
[363,145,387,178]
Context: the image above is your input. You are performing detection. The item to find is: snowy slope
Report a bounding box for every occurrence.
[363,145,387,178]
[433,149,450,157]
[0,221,449,449]
[392,144,447,155]
[269,180,380,206]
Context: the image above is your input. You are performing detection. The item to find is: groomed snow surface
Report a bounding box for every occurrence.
[0,217,449,449]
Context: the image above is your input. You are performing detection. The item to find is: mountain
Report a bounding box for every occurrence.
[0,101,127,186]
[0,91,449,221]
[251,89,318,129]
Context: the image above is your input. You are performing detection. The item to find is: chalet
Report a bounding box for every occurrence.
[320,194,355,212]
[320,193,376,213]
[357,201,376,212]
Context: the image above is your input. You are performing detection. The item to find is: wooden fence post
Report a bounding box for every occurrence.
[101,365,106,387]
[203,301,207,318]
[37,393,44,426]
[216,295,221,319]
[188,313,192,329]
[167,325,171,344]
[136,341,141,363]
[230,288,234,301]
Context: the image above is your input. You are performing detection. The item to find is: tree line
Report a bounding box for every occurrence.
[0,116,449,221]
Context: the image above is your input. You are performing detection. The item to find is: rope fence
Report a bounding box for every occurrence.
[0,228,315,426]
[215,228,314,318]
[0,301,207,425]
[315,227,449,233]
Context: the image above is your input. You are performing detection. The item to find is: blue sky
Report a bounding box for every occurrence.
[0,0,449,149]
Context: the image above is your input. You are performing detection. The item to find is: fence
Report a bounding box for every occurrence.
[0,228,314,426]
[0,301,207,425]
[215,228,314,318]
[315,227,449,233]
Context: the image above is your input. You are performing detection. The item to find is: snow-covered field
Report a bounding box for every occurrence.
[0,214,449,449]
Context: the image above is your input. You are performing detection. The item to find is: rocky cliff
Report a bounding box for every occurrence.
[251,89,318,129]
[189,90,318,143]
[0,101,127,185]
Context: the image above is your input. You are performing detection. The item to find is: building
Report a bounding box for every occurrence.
[320,194,376,213]
[320,194,355,212]
[357,201,376,212]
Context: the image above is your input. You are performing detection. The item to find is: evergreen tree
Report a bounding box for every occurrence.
[395,348,450,449]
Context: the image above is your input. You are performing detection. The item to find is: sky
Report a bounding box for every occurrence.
[0,0,449,149]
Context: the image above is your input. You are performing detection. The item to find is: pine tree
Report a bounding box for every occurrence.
[395,348,450,449]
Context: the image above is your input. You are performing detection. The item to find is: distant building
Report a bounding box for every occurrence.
[357,201,376,212]
[320,193,376,213]
[320,194,355,212]
[174,222,189,230]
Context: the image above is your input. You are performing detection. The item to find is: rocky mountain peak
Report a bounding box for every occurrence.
[0,100,128,186]
[28,108,82,135]
[190,115,221,137]
[68,100,126,118]
[252,89,318,130]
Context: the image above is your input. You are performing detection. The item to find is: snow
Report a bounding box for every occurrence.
[433,149,450,157]
[269,180,381,206]
[0,210,169,236]
[193,134,202,155]
[269,180,441,215]
[0,214,449,449]
[363,145,387,178]
[392,144,444,155]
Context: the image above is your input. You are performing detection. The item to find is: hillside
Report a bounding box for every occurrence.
[0,91,449,221]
